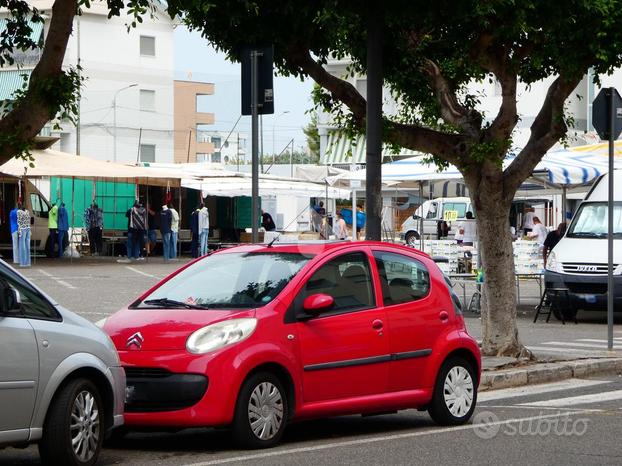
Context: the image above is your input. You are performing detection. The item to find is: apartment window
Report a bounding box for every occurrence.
[140,36,156,57]
[212,151,221,163]
[140,89,156,111]
[196,153,209,163]
[212,137,222,149]
[140,144,156,163]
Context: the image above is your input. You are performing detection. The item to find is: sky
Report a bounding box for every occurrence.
[174,27,315,155]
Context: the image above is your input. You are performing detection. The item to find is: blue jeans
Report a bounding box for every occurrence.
[162,232,172,260]
[57,230,66,257]
[18,228,30,266]
[171,231,178,258]
[199,228,209,256]
[131,230,145,259]
[126,230,134,258]
[11,231,19,264]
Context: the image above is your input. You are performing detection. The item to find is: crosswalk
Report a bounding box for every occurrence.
[528,336,622,357]
[479,377,622,409]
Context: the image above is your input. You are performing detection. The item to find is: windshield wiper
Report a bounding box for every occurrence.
[142,298,209,310]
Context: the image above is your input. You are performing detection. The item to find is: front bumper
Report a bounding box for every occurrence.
[544,270,622,310]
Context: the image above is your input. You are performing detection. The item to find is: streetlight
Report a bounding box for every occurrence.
[272,110,290,164]
[113,83,138,162]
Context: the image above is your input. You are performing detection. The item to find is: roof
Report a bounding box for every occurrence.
[321,131,422,165]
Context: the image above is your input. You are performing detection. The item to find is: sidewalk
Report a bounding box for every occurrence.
[481,353,622,391]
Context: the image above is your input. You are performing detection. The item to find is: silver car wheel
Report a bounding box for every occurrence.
[443,366,474,418]
[70,390,100,462]
[248,382,284,440]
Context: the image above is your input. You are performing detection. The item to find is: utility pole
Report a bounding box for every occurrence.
[251,50,260,242]
[113,83,137,163]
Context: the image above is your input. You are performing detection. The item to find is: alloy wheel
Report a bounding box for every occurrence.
[70,390,100,463]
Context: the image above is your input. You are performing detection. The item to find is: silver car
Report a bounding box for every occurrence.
[0,260,124,465]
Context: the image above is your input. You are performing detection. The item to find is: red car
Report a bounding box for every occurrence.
[102,241,480,448]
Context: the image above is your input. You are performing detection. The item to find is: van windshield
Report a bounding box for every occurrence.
[567,202,622,238]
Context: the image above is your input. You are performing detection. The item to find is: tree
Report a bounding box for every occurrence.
[303,108,320,160]
[169,0,622,356]
[0,0,153,163]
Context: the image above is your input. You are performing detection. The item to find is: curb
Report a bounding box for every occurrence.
[479,358,622,391]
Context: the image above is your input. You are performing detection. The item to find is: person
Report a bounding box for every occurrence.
[261,210,276,232]
[460,211,477,246]
[522,207,535,235]
[130,200,148,260]
[88,202,104,255]
[168,203,180,260]
[198,202,210,255]
[543,222,567,267]
[333,211,348,240]
[313,201,326,216]
[48,200,58,257]
[146,203,158,255]
[190,206,200,258]
[159,204,173,262]
[119,204,135,263]
[17,204,31,267]
[527,216,548,246]
[57,202,69,258]
[9,204,19,264]
[455,219,464,245]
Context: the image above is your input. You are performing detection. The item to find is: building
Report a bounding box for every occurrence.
[173,80,215,163]
[197,130,247,164]
[0,1,176,164]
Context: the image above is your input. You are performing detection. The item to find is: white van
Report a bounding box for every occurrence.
[545,170,622,316]
[400,197,473,245]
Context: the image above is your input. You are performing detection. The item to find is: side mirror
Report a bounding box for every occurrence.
[1,287,21,315]
[302,293,334,315]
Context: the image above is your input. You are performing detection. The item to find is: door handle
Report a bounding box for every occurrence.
[439,311,449,322]
[372,319,384,330]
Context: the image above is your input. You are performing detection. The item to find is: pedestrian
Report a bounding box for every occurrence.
[460,211,477,246]
[333,211,348,240]
[313,201,326,216]
[57,202,69,258]
[527,216,548,246]
[88,202,104,255]
[261,210,276,232]
[168,202,179,260]
[9,204,19,264]
[123,204,134,261]
[522,206,535,236]
[543,222,567,267]
[146,203,158,256]
[130,200,148,261]
[17,204,31,267]
[48,200,58,257]
[198,202,209,255]
[190,206,200,258]
[160,204,173,262]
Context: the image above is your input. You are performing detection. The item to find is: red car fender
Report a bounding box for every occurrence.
[424,330,482,389]
[216,342,301,422]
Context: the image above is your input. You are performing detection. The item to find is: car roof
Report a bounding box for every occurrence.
[216,241,431,260]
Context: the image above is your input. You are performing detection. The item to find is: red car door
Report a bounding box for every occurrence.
[291,249,389,403]
[373,248,449,391]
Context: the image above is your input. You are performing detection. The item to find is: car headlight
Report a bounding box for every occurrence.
[186,318,257,354]
[95,317,108,328]
[546,252,562,273]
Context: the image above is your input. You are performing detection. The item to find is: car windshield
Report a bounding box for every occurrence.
[136,252,311,309]
[567,202,622,238]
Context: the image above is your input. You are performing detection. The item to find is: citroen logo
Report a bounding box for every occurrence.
[126,332,144,349]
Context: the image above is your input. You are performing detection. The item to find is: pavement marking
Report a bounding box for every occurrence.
[38,269,76,289]
[519,389,622,407]
[182,410,596,466]
[541,341,621,350]
[125,266,159,279]
[526,345,606,355]
[478,379,609,403]
[577,338,622,344]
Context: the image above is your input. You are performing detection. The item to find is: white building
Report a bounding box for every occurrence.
[197,130,247,164]
[0,1,175,164]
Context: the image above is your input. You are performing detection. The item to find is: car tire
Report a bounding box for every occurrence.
[39,378,104,466]
[405,231,420,246]
[428,356,477,426]
[232,372,288,449]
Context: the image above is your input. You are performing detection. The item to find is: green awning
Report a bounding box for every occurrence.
[0,69,31,100]
[321,131,422,165]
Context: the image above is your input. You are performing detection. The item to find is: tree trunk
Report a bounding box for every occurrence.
[466,163,529,357]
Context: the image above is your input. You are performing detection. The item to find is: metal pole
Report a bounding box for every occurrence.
[290,139,294,177]
[419,181,424,251]
[608,87,615,351]
[136,128,142,164]
[251,50,260,243]
[186,129,192,163]
[260,114,264,174]
[113,95,117,163]
[352,189,357,241]
[561,186,567,224]
[76,16,81,156]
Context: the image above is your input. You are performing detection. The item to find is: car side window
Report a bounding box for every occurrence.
[0,271,60,321]
[374,251,430,306]
[301,252,375,314]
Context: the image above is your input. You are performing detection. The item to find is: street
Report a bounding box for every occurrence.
[1,259,621,465]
